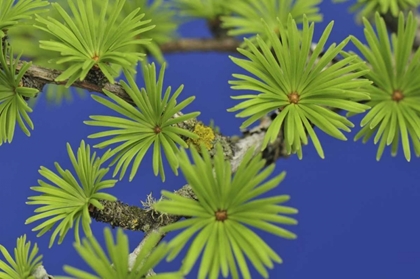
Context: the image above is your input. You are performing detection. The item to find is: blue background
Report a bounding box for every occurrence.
[1,0,420,278]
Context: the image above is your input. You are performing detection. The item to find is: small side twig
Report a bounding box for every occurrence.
[128,229,163,277]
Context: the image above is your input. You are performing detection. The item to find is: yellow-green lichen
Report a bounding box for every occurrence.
[188,122,215,150]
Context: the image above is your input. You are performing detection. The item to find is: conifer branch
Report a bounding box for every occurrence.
[18,36,241,100]
[90,123,288,232]
[2,1,415,278]
[11,37,313,235]
[19,62,131,103]
[3,30,345,258]
[4,2,415,278]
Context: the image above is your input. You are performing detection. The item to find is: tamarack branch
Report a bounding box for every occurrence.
[1,2,419,277]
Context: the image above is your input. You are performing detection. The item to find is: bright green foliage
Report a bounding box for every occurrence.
[222,0,322,45]
[171,0,229,19]
[154,144,298,279]
[351,12,420,161]
[228,15,371,159]
[0,235,42,279]
[7,1,80,107]
[34,0,155,87]
[56,228,182,279]
[121,0,178,63]
[334,0,420,18]
[9,1,100,68]
[0,43,38,145]
[0,0,48,37]
[353,0,419,18]
[85,63,200,182]
[26,140,117,248]
[92,0,178,64]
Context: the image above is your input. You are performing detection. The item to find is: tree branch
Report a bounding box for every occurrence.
[160,37,240,53]
[91,198,181,232]
[19,38,241,95]
[21,62,131,103]
[128,229,162,277]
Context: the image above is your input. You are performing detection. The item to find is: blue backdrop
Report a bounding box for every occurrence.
[1,0,420,278]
